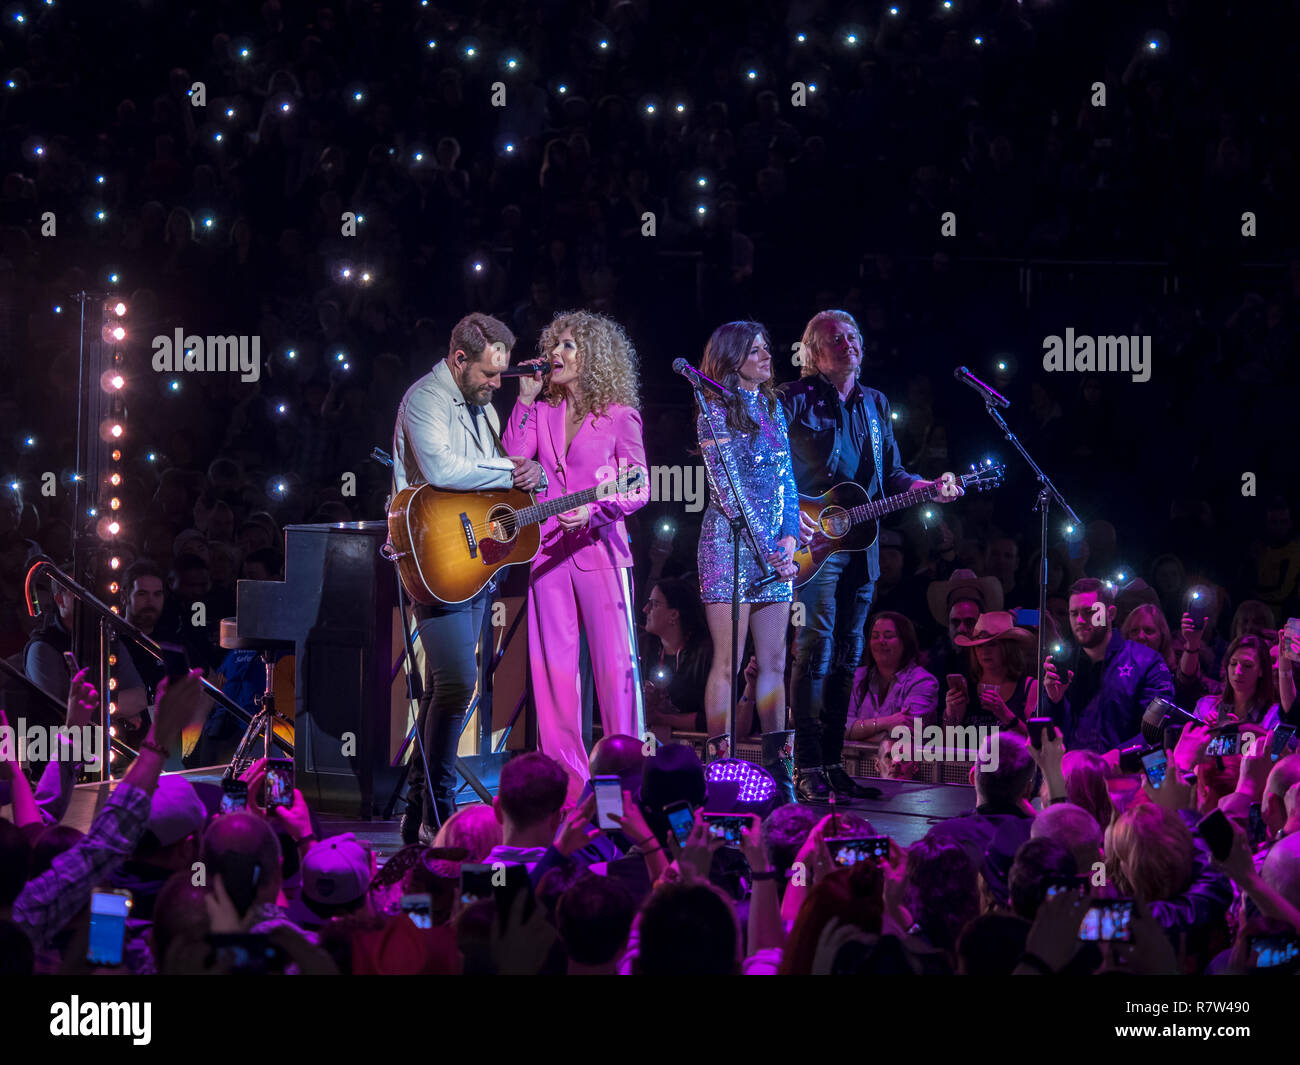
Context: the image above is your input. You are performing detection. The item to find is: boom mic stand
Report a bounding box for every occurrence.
[975,404,1081,718]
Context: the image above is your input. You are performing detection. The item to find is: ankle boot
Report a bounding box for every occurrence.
[761,730,796,804]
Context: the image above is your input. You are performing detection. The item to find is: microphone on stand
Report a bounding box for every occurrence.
[954,366,1010,409]
[672,358,734,400]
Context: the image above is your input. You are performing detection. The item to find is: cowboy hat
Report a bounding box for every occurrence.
[953,610,1037,648]
[927,569,1004,627]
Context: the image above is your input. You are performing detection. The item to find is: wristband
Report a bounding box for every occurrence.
[750,869,782,882]
[1017,951,1055,975]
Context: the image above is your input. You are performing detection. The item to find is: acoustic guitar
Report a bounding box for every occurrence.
[792,462,1006,589]
[387,466,646,605]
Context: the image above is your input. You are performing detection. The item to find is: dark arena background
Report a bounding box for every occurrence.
[0,0,1297,1031]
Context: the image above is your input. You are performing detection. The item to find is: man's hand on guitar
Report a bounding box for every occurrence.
[557,504,591,531]
[798,510,818,545]
[912,472,964,502]
[511,456,545,491]
[769,536,798,579]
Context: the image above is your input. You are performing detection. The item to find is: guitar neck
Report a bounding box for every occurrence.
[515,483,607,528]
[847,478,965,524]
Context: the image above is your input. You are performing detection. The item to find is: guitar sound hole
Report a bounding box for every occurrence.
[820,507,851,539]
[486,505,518,542]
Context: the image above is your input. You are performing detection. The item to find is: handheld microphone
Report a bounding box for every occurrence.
[499,361,553,378]
[672,358,734,400]
[954,366,1010,409]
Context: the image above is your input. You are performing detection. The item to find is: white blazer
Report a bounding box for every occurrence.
[392,359,514,493]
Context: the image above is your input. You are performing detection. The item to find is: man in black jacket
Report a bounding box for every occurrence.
[779,310,959,801]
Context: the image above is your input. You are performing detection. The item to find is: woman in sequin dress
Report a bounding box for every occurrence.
[695,321,802,790]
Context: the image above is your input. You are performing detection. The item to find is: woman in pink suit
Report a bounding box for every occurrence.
[504,310,649,798]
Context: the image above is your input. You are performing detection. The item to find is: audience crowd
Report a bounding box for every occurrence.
[2,2,1300,974]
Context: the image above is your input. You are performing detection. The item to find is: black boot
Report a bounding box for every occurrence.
[824,762,881,800]
[794,767,831,803]
[761,730,796,804]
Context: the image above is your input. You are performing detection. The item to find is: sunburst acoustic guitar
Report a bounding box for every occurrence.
[386,466,646,605]
[792,462,1006,589]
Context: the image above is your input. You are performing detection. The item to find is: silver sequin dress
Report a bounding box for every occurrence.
[696,390,800,603]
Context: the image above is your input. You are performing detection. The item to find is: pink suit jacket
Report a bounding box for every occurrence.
[502,399,648,571]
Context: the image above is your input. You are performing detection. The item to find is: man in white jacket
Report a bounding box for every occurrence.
[393,313,543,840]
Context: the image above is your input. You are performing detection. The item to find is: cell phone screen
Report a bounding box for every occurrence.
[593,776,624,831]
[827,836,890,867]
[1078,900,1134,942]
[220,779,248,814]
[1205,730,1240,757]
[1249,936,1300,970]
[1140,749,1168,789]
[665,803,694,848]
[87,890,131,965]
[459,865,493,907]
[401,893,433,929]
[702,814,749,847]
[263,760,294,809]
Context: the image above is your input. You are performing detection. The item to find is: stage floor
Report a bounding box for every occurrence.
[320,775,977,862]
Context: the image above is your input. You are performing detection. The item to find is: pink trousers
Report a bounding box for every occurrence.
[528,557,644,799]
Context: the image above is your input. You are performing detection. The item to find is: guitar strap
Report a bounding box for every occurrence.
[868,403,883,499]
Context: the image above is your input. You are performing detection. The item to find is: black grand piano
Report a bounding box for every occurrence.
[234,521,401,816]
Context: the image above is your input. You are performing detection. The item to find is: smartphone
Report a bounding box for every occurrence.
[593,775,625,831]
[207,933,286,974]
[1014,608,1041,628]
[158,641,191,682]
[1186,590,1209,628]
[664,800,695,848]
[263,759,294,809]
[946,673,965,693]
[654,519,675,543]
[826,836,891,867]
[220,778,248,814]
[87,888,132,966]
[1044,875,1089,899]
[1047,643,1071,674]
[401,892,433,929]
[459,863,533,924]
[1078,899,1134,942]
[702,813,750,848]
[459,863,494,906]
[1248,935,1300,970]
[1028,717,1055,749]
[1140,748,1168,789]
[1197,809,1234,862]
[1248,802,1267,846]
[62,650,80,673]
[1205,727,1240,757]
[1272,724,1297,761]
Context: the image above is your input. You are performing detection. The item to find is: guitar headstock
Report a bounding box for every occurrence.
[959,460,1006,492]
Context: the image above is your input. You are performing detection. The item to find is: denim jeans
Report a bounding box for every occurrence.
[790,550,874,769]
[407,590,488,826]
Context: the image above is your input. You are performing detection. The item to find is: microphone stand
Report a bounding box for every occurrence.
[976,402,1081,719]
[690,380,778,760]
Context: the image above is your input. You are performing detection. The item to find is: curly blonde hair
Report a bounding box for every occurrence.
[539,310,641,417]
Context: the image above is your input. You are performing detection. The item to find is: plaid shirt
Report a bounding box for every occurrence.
[12,780,152,948]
